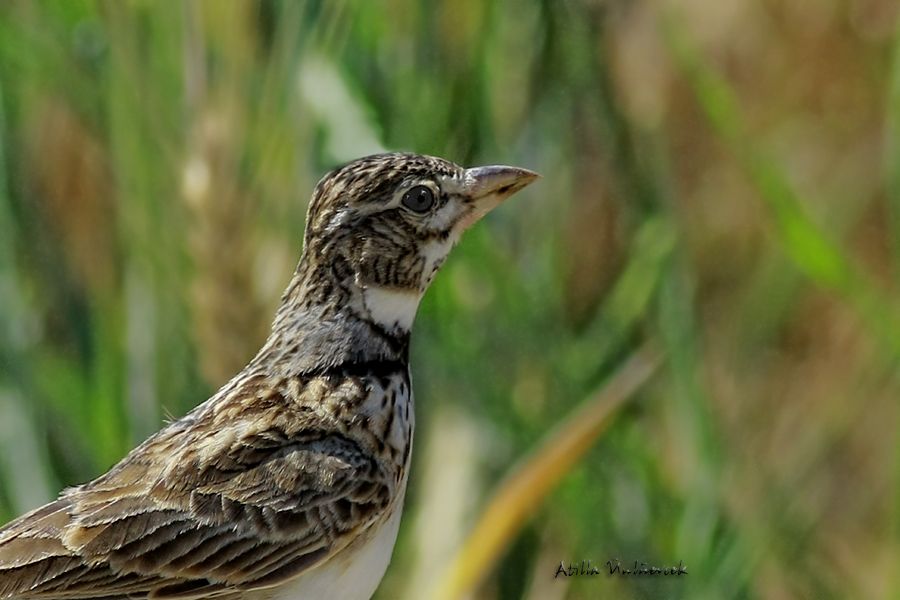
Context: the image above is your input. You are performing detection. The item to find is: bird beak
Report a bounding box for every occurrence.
[464,165,540,200]
[459,165,540,228]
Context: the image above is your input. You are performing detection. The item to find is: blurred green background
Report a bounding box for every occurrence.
[1,1,899,599]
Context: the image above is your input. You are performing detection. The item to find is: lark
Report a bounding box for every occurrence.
[0,153,537,599]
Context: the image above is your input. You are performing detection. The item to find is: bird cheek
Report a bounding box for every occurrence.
[427,198,462,232]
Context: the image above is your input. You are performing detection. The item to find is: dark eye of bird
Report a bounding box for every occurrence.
[401,185,435,213]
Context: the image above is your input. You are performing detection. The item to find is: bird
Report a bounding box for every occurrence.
[0,152,538,600]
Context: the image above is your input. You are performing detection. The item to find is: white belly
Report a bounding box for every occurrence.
[254,497,405,600]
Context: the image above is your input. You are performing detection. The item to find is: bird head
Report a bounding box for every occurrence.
[287,152,539,334]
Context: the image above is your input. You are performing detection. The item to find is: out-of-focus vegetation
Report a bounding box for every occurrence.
[0,1,898,598]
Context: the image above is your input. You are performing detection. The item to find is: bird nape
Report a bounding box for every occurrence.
[0,152,538,600]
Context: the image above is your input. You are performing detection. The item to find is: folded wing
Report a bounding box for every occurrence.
[0,403,391,599]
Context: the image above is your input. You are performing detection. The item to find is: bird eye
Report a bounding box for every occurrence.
[401,185,435,213]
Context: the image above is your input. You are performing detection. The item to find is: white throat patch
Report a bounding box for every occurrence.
[362,286,423,332]
[420,237,456,287]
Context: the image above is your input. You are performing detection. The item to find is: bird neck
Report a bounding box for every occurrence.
[253,258,414,376]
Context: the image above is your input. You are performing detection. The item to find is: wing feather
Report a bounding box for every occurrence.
[0,375,395,599]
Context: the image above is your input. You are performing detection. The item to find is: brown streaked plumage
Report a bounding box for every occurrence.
[0,152,538,600]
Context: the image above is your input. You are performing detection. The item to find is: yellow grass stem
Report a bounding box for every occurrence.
[431,345,661,600]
